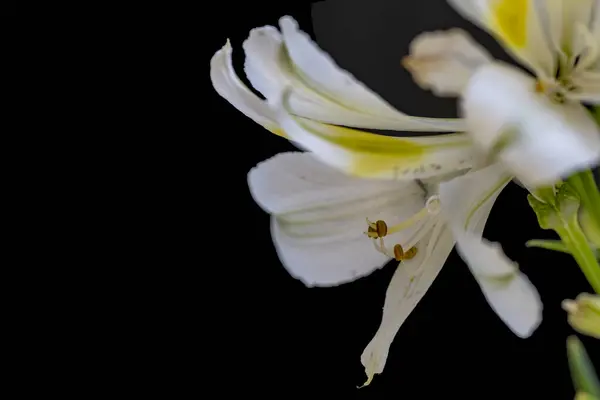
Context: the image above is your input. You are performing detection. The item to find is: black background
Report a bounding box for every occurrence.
[207,0,599,396]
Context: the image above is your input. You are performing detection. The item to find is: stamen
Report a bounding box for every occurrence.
[393,244,404,261]
[365,198,436,260]
[393,243,418,261]
[372,237,392,258]
[365,219,388,238]
[384,209,428,235]
[403,247,418,260]
[535,78,571,104]
[376,220,387,237]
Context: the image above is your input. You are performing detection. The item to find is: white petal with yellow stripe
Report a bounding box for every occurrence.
[211,37,477,181]
[274,89,476,180]
[448,0,557,79]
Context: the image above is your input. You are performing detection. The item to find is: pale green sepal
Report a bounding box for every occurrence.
[567,336,600,398]
[526,239,600,259]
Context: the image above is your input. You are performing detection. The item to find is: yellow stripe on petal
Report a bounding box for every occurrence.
[490,0,529,49]
[302,121,426,155]
[298,120,424,176]
[295,118,470,178]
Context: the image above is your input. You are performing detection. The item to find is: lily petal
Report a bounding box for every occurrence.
[239,16,465,132]
[243,25,342,123]
[274,90,476,180]
[448,0,556,79]
[210,41,283,137]
[360,221,455,386]
[570,66,600,104]
[592,0,600,44]
[569,89,600,104]
[404,29,493,97]
[439,163,543,337]
[454,233,543,337]
[248,152,427,286]
[462,62,600,188]
[561,0,596,57]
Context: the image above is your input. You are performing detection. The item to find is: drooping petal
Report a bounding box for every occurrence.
[240,17,465,132]
[210,41,283,137]
[248,152,427,286]
[454,234,543,337]
[273,90,476,180]
[360,221,455,386]
[403,29,493,97]
[462,62,600,188]
[448,0,556,79]
[439,163,543,337]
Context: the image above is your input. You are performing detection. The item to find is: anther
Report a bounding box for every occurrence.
[393,244,404,261]
[393,244,418,261]
[404,247,418,260]
[366,219,388,238]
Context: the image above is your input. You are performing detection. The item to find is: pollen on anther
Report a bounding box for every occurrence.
[376,220,388,237]
[366,219,388,239]
[367,226,378,238]
[393,244,404,261]
[404,247,418,260]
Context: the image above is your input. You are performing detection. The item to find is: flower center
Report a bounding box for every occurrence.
[535,79,570,104]
[365,195,441,261]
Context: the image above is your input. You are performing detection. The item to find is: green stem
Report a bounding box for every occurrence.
[569,170,600,236]
[556,214,600,294]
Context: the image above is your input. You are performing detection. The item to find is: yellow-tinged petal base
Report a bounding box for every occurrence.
[490,0,528,49]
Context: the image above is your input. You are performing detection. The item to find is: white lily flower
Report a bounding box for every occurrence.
[248,152,542,386]
[213,13,542,386]
[404,0,600,187]
[210,16,478,181]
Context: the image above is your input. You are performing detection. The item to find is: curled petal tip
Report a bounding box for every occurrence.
[357,374,374,389]
[400,56,412,69]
